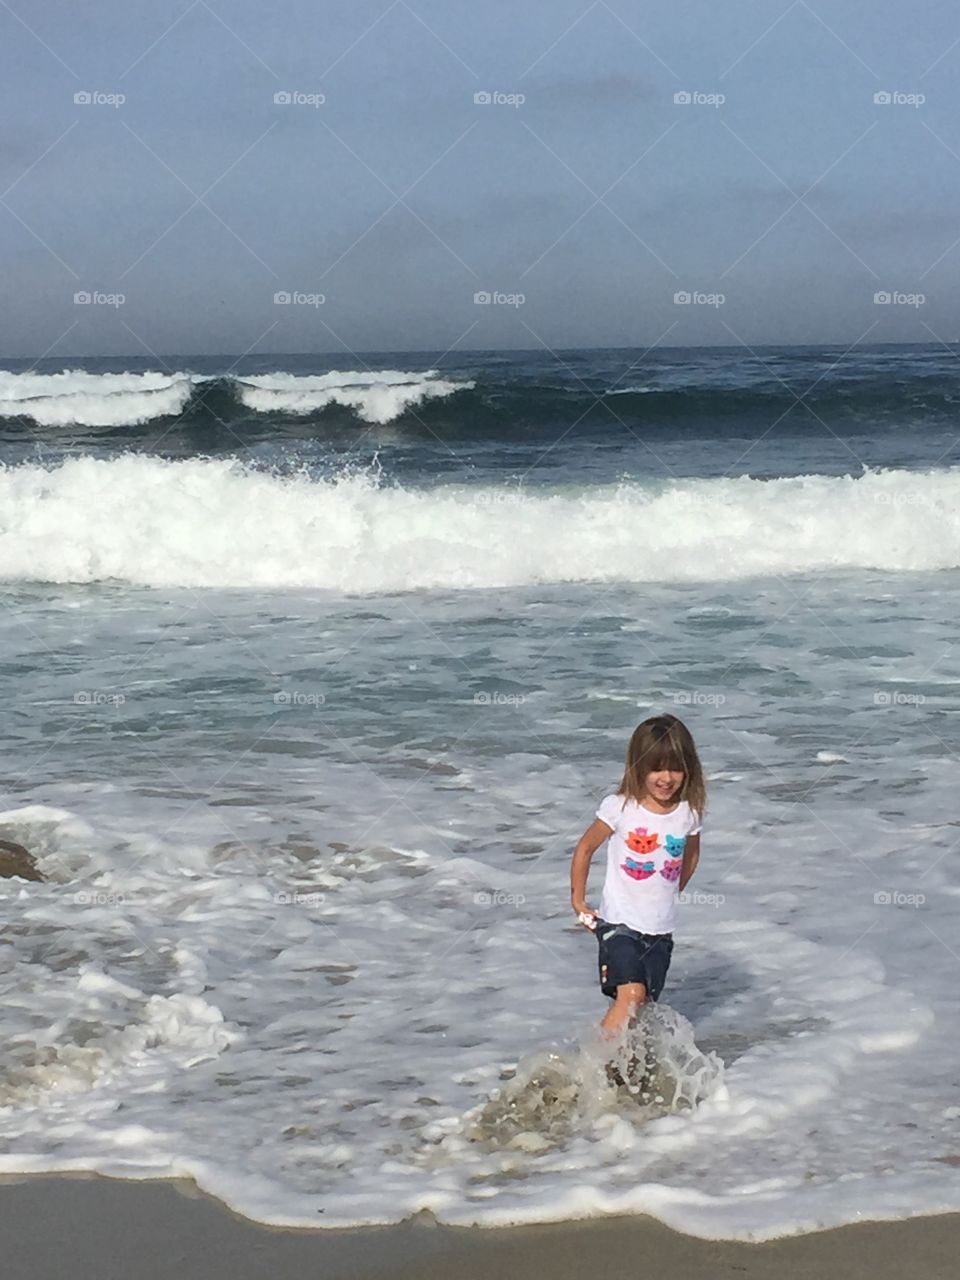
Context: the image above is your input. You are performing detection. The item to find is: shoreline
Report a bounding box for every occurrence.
[0,1174,958,1279]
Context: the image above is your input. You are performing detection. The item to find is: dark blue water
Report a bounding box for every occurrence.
[2,345,958,482]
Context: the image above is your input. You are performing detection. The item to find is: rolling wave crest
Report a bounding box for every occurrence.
[1,457,958,591]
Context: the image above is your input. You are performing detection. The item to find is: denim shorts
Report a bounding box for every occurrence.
[595,918,674,1000]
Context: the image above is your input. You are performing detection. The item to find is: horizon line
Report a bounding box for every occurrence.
[2,338,956,364]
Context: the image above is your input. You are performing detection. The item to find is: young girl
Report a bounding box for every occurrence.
[570,713,705,1037]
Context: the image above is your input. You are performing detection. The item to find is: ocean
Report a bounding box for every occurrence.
[0,344,958,1239]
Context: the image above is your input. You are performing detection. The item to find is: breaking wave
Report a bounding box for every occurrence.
[2,456,960,590]
[4,356,960,435]
[0,368,473,429]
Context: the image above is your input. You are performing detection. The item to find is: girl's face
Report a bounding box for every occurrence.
[645,769,684,803]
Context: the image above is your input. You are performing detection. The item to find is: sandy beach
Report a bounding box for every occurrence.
[0,1175,956,1280]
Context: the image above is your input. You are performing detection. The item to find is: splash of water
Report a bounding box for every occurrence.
[437,1005,723,1162]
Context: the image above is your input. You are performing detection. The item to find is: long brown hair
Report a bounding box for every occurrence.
[617,714,706,820]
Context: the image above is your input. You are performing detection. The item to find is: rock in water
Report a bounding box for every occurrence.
[0,839,44,882]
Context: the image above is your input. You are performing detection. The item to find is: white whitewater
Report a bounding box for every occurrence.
[1,457,960,589]
[0,368,472,428]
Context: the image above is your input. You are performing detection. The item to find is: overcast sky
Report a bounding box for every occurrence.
[2,0,959,358]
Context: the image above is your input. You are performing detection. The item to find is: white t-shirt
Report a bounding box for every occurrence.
[595,793,702,935]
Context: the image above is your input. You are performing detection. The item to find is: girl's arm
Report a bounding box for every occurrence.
[679,833,700,891]
[570,818,613,924]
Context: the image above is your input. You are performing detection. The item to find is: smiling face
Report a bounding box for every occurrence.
[618,714,704,818]
[644,769,684,806]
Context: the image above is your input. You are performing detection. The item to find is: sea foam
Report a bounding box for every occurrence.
[0,368,471,428]
[1,457,960,589]
[234,369,474,424]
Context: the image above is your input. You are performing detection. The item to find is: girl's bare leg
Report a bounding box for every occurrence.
[600,982,647,1037]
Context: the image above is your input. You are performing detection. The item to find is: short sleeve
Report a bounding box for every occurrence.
[596,793,624,830]
[688,806,702,835]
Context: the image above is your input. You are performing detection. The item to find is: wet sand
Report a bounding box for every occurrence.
[0,1174,958,1279]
